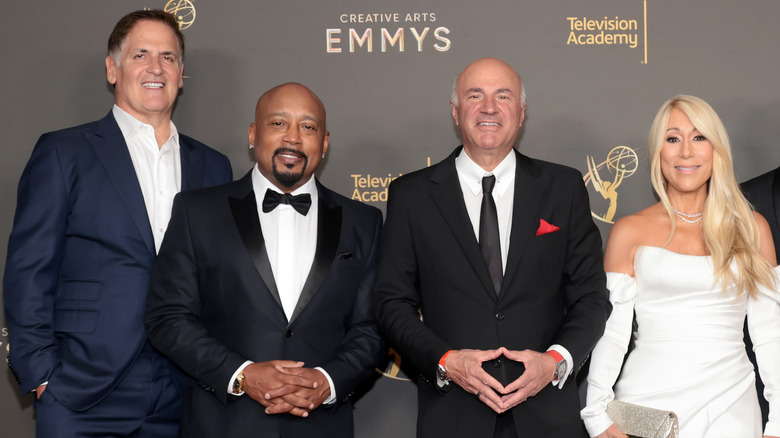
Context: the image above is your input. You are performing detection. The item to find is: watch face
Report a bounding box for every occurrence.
[436,364,448,381]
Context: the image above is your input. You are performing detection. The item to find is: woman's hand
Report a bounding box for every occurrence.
[595,424,628,438]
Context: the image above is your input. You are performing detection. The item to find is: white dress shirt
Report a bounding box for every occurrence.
[454,149,572,388]
[113,104,181,253]
[227,168,335,404]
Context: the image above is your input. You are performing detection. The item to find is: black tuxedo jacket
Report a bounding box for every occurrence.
[3,111,231,412]
[375,147,611,437]
[741,166,780,426]
[145,171,385,437]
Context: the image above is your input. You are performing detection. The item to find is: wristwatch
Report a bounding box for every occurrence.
[232,370,245,394]
[436,350,453,387]
[546,350,568,381]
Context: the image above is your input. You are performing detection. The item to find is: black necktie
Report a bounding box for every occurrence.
[262,189,312,216]
[479,175,502,295]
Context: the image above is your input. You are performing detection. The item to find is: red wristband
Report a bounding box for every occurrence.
[546,350,564,363]
[439,350,453,368]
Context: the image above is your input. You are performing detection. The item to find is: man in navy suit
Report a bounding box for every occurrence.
[145,82,384,437]
[3,10,232,437]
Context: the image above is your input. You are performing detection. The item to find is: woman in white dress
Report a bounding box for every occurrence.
[581,95,780,438]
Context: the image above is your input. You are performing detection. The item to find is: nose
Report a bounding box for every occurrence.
[147,56,163,74]
[680,139,693,158]
[283,125,301,145]
[481,97,498,114]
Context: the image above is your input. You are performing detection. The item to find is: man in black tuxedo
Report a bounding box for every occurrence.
[145,83,385,437]
[742,166,780,426]
[375,58,611,437]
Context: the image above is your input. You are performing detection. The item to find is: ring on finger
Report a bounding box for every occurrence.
[475,391,482,398]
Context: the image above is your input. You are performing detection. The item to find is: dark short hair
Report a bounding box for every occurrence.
[107,10,184,63]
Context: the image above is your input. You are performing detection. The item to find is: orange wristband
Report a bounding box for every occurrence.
[546,350,564,363]
[439,350,453,368]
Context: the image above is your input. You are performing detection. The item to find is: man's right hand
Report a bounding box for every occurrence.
[35,384,46,399]
[444,348,508,413]
[240,361,315,417]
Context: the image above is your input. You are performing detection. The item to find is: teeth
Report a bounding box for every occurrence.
[142,83,164,89]
[478,122,500,126]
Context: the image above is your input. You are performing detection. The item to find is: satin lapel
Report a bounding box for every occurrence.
[502,151,543,292]
[289,188,341,325]
[772,167,780,234]
[86,113,155,256]
[430,148,497,300]
[228,178,283,311]
[179,136,205,191]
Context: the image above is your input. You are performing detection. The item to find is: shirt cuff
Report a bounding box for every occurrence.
[547,345,573,389]
[313,367,336,404]
[227,361,253,395]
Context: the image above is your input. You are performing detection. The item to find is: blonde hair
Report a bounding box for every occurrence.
[647,95,774,297]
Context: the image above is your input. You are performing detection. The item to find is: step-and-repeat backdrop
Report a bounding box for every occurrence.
[2,1,779,435]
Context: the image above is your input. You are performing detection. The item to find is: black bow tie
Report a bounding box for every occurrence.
[262,189,312,216]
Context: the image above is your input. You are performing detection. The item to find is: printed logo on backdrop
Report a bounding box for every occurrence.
[351,158,431,204]
[566,0,648,63]
[583,146,638,224]
[164,0,196,30]
[327,12,451,53]
[0,327,9,354]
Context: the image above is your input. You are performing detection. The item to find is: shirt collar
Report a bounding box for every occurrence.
[455,148,516,197]
[112,104,179,146]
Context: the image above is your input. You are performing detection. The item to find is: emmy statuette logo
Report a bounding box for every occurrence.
[583,146,638,224]
[164,0,196,30]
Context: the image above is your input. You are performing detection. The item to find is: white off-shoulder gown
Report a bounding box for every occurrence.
[581,246,780,438]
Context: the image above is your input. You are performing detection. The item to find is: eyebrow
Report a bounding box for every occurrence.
[465,87,514,95]
[269,112,318,122]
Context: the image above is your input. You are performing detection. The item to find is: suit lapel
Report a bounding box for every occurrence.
[502,150,543,291]
[289,183,341,325]
[772,167,780,234]
[228,174,283,311]
[86,112,155,256]
[430,147,497,300]
[179,136,204,191]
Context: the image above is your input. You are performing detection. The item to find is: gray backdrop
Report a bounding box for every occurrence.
[2,0,780,436]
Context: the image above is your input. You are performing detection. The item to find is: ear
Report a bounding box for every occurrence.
[518,102,527,127]
[248,123,256,146]
[451,100,459,126]
[177,63,184,89]
[322,130,330,156]
[105,56,117,85]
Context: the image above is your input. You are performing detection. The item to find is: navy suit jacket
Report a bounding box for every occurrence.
[376,147,611,437]
[144,172,385,437]
[3,111,232,412]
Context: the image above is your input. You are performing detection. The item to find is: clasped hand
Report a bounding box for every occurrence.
[445,346,557,414]
[241,361,331,418]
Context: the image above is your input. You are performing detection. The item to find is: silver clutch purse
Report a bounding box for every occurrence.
[606,400,679,438]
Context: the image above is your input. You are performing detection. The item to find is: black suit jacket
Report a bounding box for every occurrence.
[741,166,780,426]
[3,111,232,411]
[375,147,611,437]
[145,171,385,437]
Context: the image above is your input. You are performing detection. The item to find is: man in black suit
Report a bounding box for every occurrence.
[742,166,780,426]
[375,57,611,437]
[145,82,385,437]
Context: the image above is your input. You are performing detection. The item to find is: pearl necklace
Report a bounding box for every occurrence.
[671,206,703,225]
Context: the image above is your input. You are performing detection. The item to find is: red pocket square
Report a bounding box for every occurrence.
[536,219,560,236]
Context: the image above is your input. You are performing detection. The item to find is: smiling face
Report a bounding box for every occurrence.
[660,108,714,197]
[451,58,526,162]
[249,83,329,193]
[105,19,183,125]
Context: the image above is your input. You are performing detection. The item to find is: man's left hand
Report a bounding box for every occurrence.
[500,349,556,410]
[265,367,331,415]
